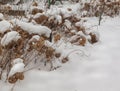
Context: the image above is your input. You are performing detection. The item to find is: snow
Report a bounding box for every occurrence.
[11,58,24,65]
[69,35,80,42]
[71,30,76,33]
[0,16,119,91]
[33,13,45,19]
[45,40,53,47]
[13,0,20,5]
[1,31,21,46]
[81,10,88,16]
[46,3,81,18]
[9,58,25,77]
[75,21,82,27]
[55,15,62,24]
[0,1,120,91]
[0,13,4,20]
[12,20,51,37]
[29,35,40,42]
[77,31,86,36]
[0,20,11,33]
[64,19,72,29]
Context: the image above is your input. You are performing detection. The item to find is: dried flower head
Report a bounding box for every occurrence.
[62,57,69,63]
[54,34,61,43]
[45,47,55,61]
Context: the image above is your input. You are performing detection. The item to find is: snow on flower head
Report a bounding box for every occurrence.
[12,58,24,65]
[1,31,21,46]
[9,58,25,77]
[0,20,11,33]
[29,35,40,42]
[11,19,51,38]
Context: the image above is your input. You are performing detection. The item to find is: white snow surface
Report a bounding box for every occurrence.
[9,58,25,77]
[1,16,120,91]
[0,20,11,33]
[1,31,21,46]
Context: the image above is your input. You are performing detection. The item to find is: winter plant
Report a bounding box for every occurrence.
[0,0,119,86]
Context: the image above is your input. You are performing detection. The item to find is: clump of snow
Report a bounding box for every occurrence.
[55,47,63,54]
[71,30,76,33]
[29,35,40,44]
[60,9,72,18]
[12,58,24,65]
[55,15,62,24]
[69,35,80,42]
[0,20,11,33]
[86,35,91,40]
[48,16,55,22]
[77,31,85,37]
[12,20,51,37]
[81,11,88,16]
[29,35,40,42]
[64,19,72,29]
[1,31,21,46]
[33,13,45,19]
[13,0,21,5]
[0,13,4,20]
[9,58,25,77]
[45,40,53,47]
[75,21,82,27]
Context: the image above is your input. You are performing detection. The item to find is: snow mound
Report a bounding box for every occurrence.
[0,20,11,33]
[1,31,21,46]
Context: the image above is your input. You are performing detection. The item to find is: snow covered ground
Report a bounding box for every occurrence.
[1,16,120,91]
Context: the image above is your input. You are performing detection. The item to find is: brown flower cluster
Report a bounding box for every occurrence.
[81,0,120,17]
